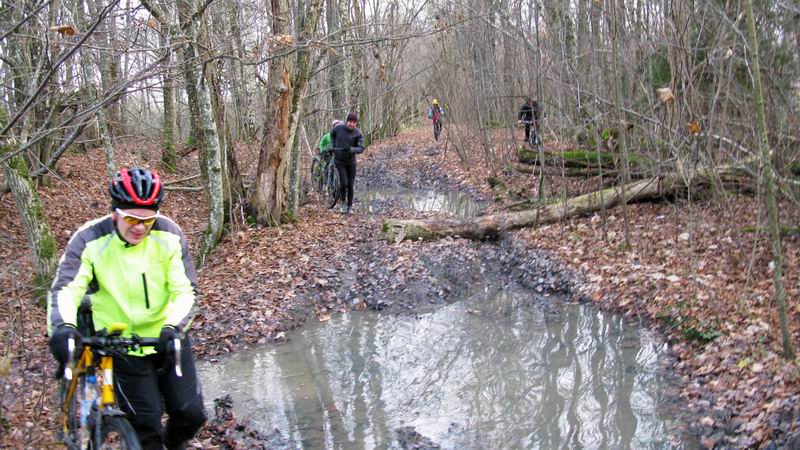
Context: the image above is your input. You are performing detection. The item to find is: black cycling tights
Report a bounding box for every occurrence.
[335,161,357,207]
[114,336,206,450]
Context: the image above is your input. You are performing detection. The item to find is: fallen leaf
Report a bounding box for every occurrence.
[0,354,11,378]
[656,87,674,103]
[738,358,751,369]
[701,437,717,449]
[50,24,76,35]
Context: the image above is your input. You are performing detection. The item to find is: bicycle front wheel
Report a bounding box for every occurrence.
[59,377,86,450]
[310,157,323,194]
[89,416,142,450]
[323,163,340,209]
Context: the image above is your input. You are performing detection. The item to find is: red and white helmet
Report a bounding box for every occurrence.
[109,167,164,209]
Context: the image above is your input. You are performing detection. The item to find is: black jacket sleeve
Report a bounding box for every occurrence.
[350,131,365,154]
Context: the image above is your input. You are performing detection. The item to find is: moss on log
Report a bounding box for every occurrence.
[517,147,652,170]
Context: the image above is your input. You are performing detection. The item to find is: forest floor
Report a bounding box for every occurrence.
[1,127,799,448]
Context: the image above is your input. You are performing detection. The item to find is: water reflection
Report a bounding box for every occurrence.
[359,188,484,217]
[198,287,689,449]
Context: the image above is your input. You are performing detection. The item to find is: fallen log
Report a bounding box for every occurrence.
[381,166,747,243]
[164,185,203,192]
[517,148,644,170]
[515,163,622,178]
[164,173,201,186]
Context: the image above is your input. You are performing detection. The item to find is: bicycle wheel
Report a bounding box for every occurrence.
[59,378,86,450]
[323,163,340,209]
[89,416,142,450]
[310,156,323,194]
[433,122,441,141]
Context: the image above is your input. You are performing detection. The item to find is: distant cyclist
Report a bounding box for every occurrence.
[427,99,445,141]
[48,167,206,450]
[517,97,541,145]
[331,112,365,214]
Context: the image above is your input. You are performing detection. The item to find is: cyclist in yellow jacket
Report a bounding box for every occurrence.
[48,167,205,450]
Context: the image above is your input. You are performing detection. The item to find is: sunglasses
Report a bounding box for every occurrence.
[115,208,159,226]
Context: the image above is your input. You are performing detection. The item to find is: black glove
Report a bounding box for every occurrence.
[49,324,82,366]
[157,325,179,354]
[156,325,183,368]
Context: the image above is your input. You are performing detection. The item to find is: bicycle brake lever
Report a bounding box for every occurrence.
[129,332,141,351]
[173,338,183,378]
[64,338,75,380]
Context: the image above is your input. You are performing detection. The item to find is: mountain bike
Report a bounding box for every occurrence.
[310,149,332,195]
[322,159,340,209]
[58,322,182,450]
[519,119,539,147]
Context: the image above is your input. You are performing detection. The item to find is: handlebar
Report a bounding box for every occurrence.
[82,335,160,349]
[64,333,182,380]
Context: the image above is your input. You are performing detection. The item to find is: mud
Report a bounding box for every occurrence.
[198,139,699,448]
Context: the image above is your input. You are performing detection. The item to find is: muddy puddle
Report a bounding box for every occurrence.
[198,284,694,449]
[357,188,485,217]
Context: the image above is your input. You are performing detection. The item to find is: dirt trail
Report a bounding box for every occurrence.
[1,129,797,448]
[193,131,572,359]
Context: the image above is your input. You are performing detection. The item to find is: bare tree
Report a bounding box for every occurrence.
[286,0,325,218]
[743,0,795,359]
[250,0,294,225]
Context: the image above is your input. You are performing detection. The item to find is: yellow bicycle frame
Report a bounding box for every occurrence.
[62,347,92,433]
[100,356,115,405]
[61,323,128,433]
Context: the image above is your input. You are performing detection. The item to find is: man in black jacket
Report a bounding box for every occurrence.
[331,111,365,214]
[517,98,541,145]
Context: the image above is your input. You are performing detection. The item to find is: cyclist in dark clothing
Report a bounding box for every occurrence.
[517,98,541,145]
[331,111,365,214]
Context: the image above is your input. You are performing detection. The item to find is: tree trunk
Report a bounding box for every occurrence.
[286,0,324,219]
[327,0,344,114]
[381,166,748,243]
[743,0,794,359]
[226,1,254,141]
[1,150,58,304]
[75,0,115,178]
[249,0,294,225]
[205,15,244,220]
[160,20,177,172]
[610,0,632,247]
[175,0,225,265]
[195,77,225,266]
[84,0,119,151]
